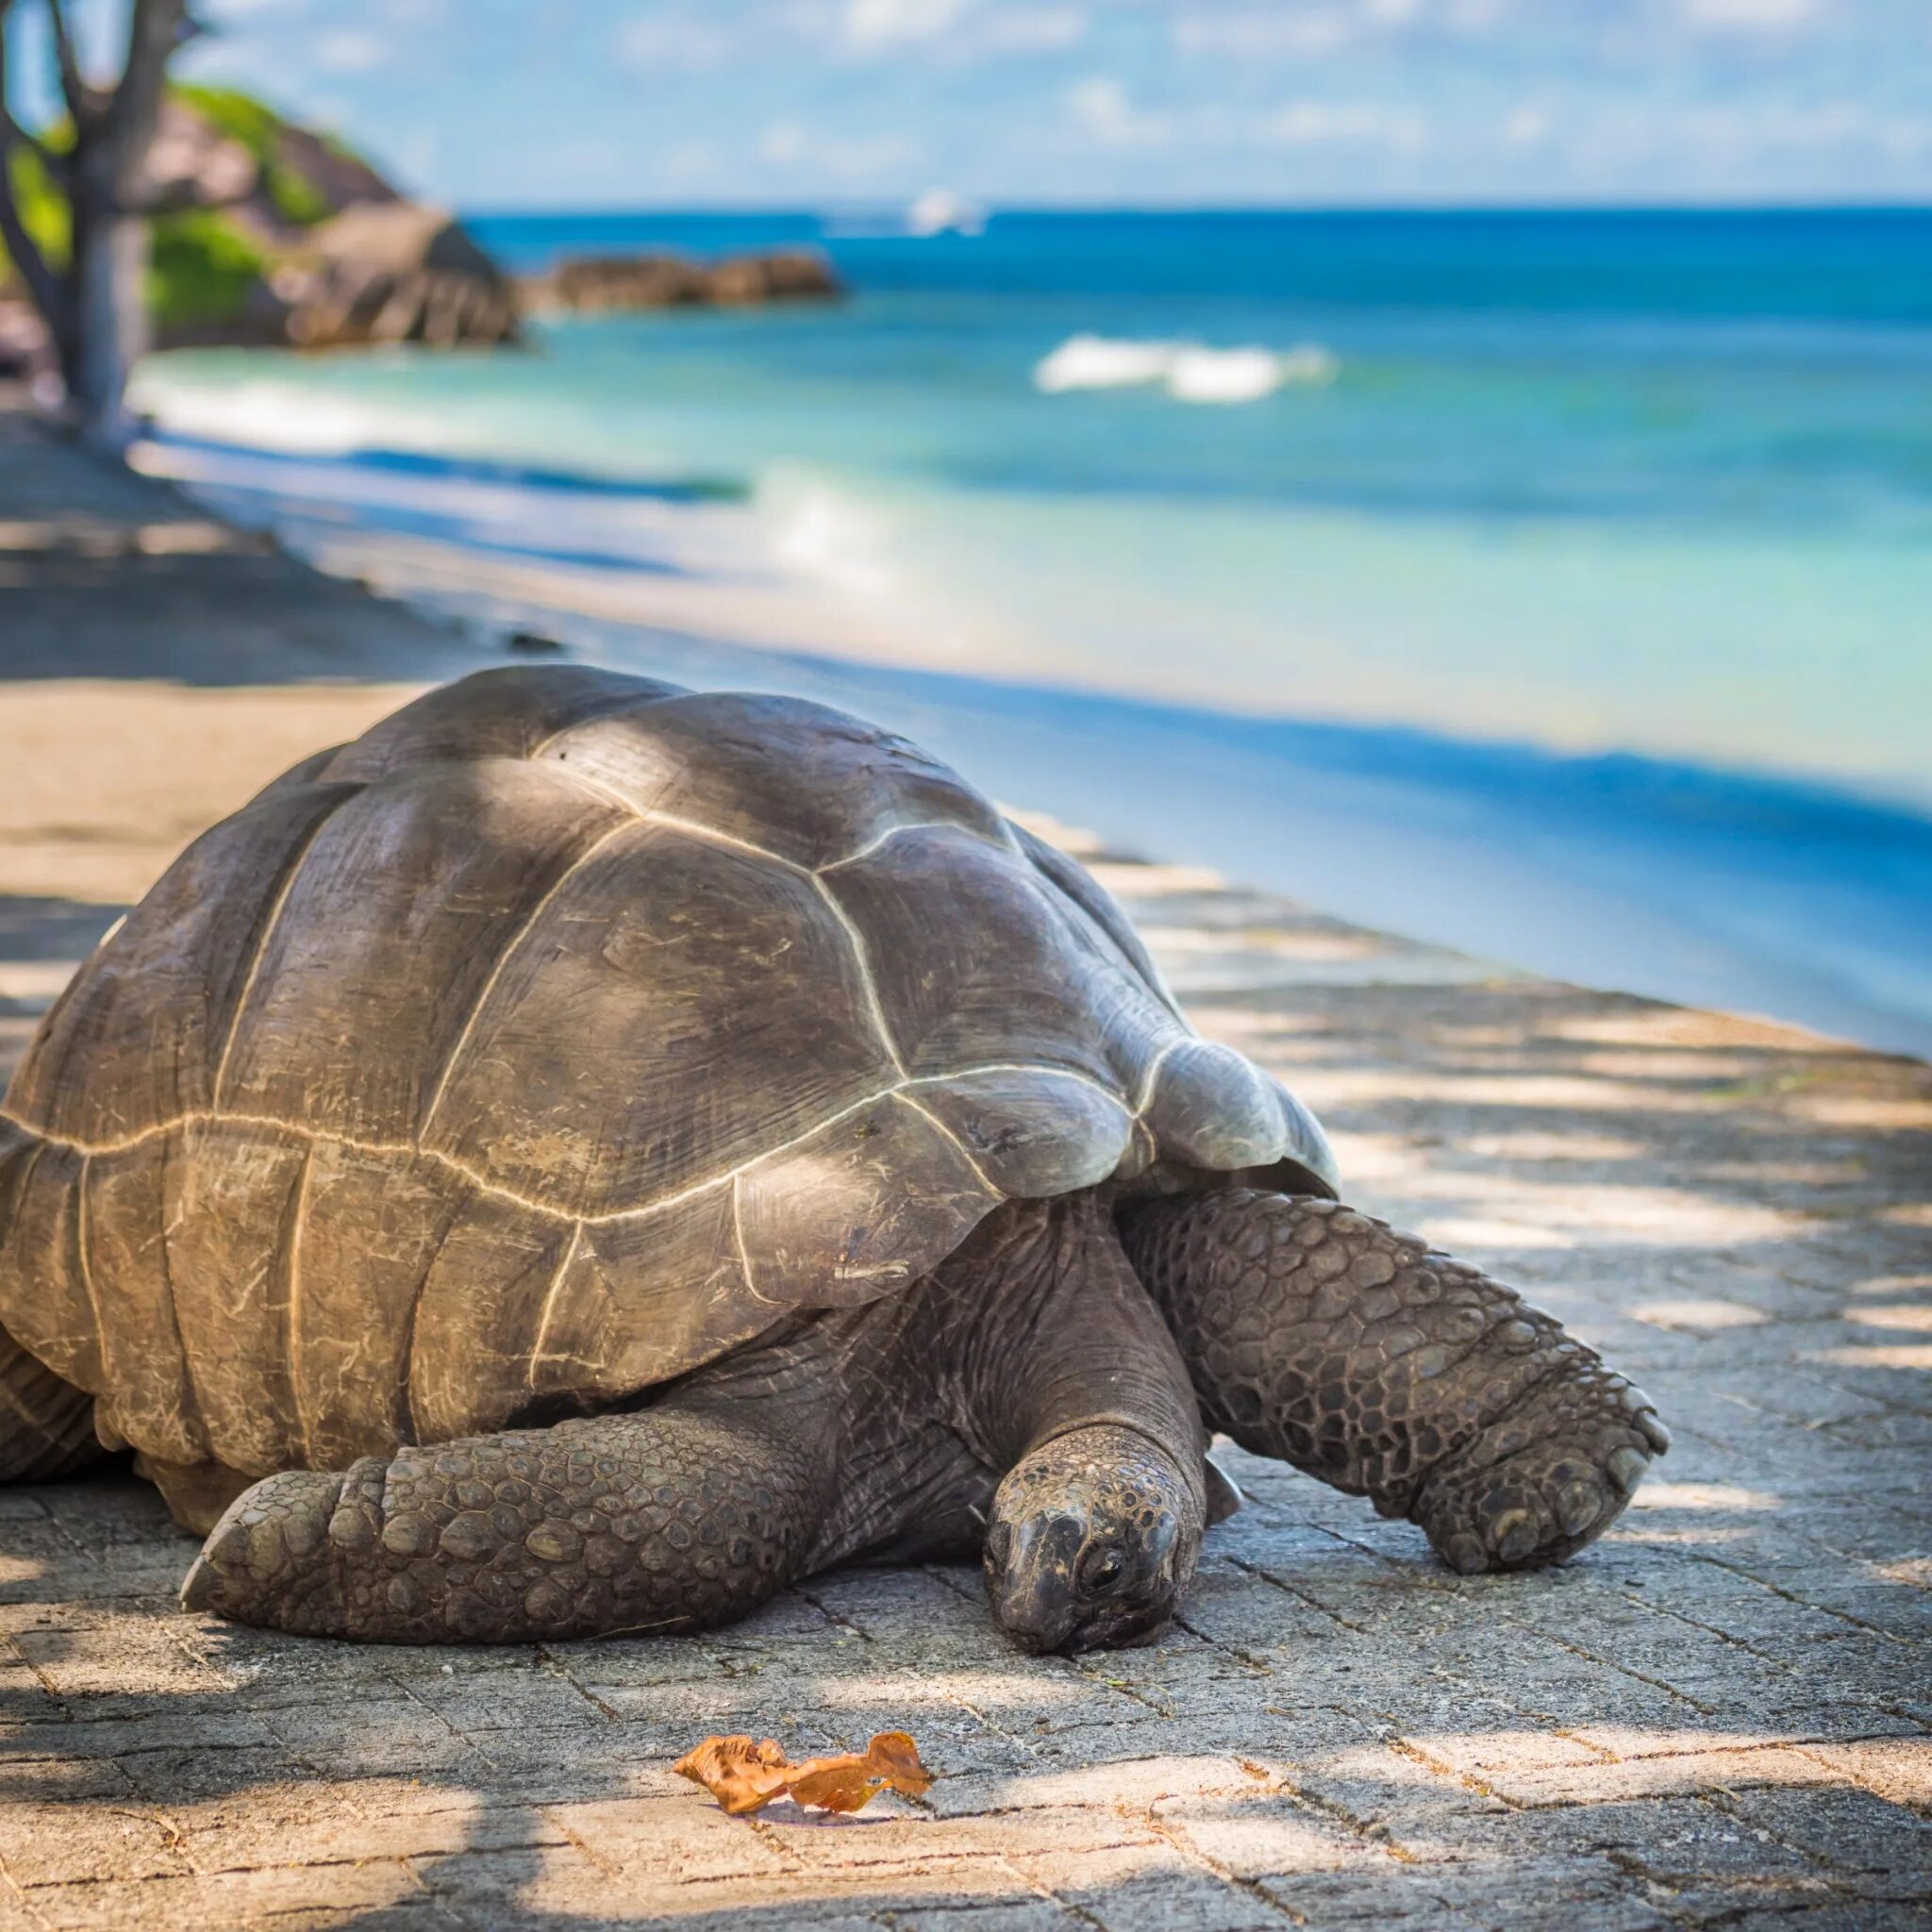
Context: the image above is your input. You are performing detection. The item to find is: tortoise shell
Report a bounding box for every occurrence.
[0,669,1336,1475]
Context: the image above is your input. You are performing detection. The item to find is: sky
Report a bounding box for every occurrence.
[13,0,1932,209]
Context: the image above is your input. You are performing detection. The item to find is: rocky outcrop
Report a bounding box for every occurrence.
[523,248,841,315]
[144,88,517,350]
[254,203,519,349]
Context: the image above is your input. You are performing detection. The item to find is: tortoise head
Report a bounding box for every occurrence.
[983,1425,1202,1655]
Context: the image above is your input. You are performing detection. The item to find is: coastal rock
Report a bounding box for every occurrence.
[144,100,260,217]
[524,247,841,314]
[140,88,517,352]
[266,203,520,349]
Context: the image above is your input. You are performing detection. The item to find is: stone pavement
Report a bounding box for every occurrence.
[5,828,1929,1932]
[3,405,1930,1929]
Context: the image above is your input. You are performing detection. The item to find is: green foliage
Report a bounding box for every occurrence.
[3,85,376,328]
[170,82,363,230]
[170,82,283,158]
[1,130,74,286]
[147,207,266,329]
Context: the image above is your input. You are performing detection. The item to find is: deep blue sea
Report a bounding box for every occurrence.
[131,209,1932,1055]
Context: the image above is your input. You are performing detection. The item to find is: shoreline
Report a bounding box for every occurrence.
[123,418,1932,1062]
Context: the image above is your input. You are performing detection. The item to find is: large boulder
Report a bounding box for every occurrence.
[144,101,261,218]
[263,203,519,349]
[143,88,517,351]
[524,247,841,315]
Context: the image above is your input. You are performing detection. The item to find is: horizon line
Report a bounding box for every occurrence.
[458,197,1932,221]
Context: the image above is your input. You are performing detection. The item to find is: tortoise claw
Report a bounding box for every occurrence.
[180,1469,350,1632]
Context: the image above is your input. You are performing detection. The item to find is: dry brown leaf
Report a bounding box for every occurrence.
[785,1731,936,1813]
[675,1730,936,1817]
[672,1734,793,1815]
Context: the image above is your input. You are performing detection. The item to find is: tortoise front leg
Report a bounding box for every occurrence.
[1120,1191,1669,1574]
[181,1392,834,1642]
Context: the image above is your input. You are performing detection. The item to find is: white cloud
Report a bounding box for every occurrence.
[1545,93,1932,192]
[1440,0,1512,28]
[837,0,1085,58]
[973,6,1088,54]
[842,0,971,49]
[1261,99,1428,151]
[1174,10,1357,59]
[1173,0,1515,61]
[758,118,919,178]
[659,142,724,185]
[1678,0,1822,29]
[311,27,389,73]
[1680,99,1932,158]
[1066,75,1173,146]
[1502,103,1553,146]
[616,15,738,70]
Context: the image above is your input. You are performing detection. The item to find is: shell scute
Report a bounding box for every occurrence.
[1010,822,1181,1019]
[8,778,359,1142]
[84,1135,205,1466]
[402,1191,577,1447]
[290,1139,472,1469]
[217,758,632,1143]
[540,690,1009,871]
[321,665,676,782]
[824,824,1185,1095]
[163,1119,310,1474]
[734,1091,994,1307]
[0,1129,98,1395]
[905,1069,1130,1201]
[1140,1038,1300,1173]
[422,820,897,1217]
[524,1191,761,1411]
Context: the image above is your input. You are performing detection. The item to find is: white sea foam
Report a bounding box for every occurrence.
[127,372,458,458]
[1033,335,1178,392]
[1033,334,1338,403]
[761,467,898,601]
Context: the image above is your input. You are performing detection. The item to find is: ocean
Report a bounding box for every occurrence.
[128,208,1932,1057]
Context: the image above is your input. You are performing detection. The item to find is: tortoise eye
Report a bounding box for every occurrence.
[1078,1544,1126,1593]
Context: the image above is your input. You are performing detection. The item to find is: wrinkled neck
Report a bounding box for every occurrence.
[927,1193,1206,1496]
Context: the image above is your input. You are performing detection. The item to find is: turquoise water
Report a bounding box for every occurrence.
[131,210,1932,1054]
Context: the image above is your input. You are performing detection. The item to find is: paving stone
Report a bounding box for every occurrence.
[887,1903,1079,1932]
[16,1864,429,1932]
[1254,1865,1493,1927]
[0,1800,192,1889]
[1724,1783,1932,1880]
[1713,1904,1932,1932]
[179,1782,569,1876]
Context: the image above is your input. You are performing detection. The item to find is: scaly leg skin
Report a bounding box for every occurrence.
[181,1392,834,1642]
[0,1324,105,1483]
[1120,1191,1670,1574]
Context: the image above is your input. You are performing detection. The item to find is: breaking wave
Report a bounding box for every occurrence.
[1033,334,1339,404]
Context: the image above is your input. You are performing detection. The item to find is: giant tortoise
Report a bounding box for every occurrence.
[0,669,1666,1652]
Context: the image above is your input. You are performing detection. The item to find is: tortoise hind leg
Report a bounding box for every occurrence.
[136,1456,255,1536]
[1121,1191,1670,1574]
[0,1322,105,1483]
[181,1388,837,1642]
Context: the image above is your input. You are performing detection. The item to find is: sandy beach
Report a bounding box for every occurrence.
[3,395,1931,1929]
